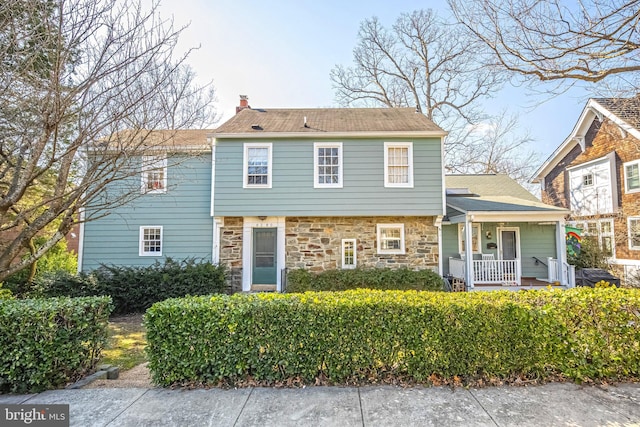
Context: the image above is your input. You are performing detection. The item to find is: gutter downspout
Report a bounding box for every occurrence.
[434,216,443,275]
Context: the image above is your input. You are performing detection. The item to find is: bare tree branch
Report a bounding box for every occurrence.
[0,0,217,281]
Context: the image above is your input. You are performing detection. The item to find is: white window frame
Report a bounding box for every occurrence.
[384,142,414,188]
[629,217,640,250]
[582,173,594,187]
[243,143,272,188]
[573,218,616,257]
[141,156,167,194]
[139,226,163,256]
[458,223,482,254]
[624,160,640,194]
[314,142,343,188]
[377,224,405,254]
[341,238,357,269]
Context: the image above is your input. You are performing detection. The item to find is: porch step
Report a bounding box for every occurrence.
[250,284,277,292]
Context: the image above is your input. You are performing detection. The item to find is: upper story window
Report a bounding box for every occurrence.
[243,143,272,188]
[582,173,593,187]
[139,226,163,256]
[458,223,481,254]
[384,142,413,188]
[342,238,357,269]
[629,217,640,250]
[377,224,405,254]
[314,142,343,188]
[624,160,640,193]
[141,156,167,194]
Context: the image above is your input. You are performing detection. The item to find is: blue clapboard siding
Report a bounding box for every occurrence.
[81,154,213,271]
[442,222,557,278]
[213,137,443,216]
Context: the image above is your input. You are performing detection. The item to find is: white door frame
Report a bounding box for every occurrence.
[497,226,521,260]
[242,216,286,292]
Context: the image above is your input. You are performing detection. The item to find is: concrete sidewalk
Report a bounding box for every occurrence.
[1,382,639,426]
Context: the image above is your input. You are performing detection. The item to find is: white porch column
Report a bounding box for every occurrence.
[465,216,474,289]
[555,220,566,286]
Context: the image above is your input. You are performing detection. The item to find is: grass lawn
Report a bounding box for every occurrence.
[100,314,147,371]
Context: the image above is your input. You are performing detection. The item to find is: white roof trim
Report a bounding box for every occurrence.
[532,98,640,182]
[565,154,610,171]
[211,130,447,139]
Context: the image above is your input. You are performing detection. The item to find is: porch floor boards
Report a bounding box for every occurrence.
[472,277,564,291]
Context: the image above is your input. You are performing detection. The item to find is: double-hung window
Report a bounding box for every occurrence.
[629,217,640,250]
[139,226,163,256]
[314,142,343,188]
[458,224,481,254]
[377,224,405,254]
[624,160,640,193]
[575,219,615,256]
[141,156,167,194]
[244,143,272,188]
[384,142,413,188]
[342,239,357,269]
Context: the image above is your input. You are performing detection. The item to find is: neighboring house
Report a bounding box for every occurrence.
[79,129,215,271]
[441,174,572,289]
[211,106,447,292]
[532,97,640,284]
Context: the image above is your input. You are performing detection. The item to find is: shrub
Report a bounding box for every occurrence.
[145,288,640,386]
[0,296,112,393]
[568,236,609,270]
[0,284,13,300]
[4,239,77,295]
[29,258,227,314]
[286,267,444,292]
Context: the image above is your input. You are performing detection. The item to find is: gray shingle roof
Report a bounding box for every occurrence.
[446,174,539,202]
[594,96,640,130]
[445,174,567,214]
[213,107,445,135]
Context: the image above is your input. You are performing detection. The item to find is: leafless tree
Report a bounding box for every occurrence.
[0,0,217,282]
[332,10,505,127]
[449,111,540,191]
[448,0,640,93]
[330,10,543,180]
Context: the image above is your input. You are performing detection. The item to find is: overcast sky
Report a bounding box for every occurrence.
[157,0,594,159]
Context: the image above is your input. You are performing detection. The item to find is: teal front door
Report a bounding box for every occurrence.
[252,228,277,285]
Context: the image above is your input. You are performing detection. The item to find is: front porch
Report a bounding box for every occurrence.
[448,256,575,289]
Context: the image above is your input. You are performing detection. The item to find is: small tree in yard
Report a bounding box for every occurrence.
[0,0,217,282]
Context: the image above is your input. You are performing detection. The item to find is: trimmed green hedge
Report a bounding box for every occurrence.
[0,296,112,393]
[28,258,227,314]
[286,267,444,292]
[145,288,640,387]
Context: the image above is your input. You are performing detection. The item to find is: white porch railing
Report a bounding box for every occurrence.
[547,258,576,287]
[449,257,521,285]
[473,259,520,285]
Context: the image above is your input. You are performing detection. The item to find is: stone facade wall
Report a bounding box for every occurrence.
[219,217,243,292]
[285,216,439,271]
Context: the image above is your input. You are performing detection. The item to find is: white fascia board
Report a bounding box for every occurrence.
[531,103,597,182]
[466,211,569,223]
[591,99,640,141]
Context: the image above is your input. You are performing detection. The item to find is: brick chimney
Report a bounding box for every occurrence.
[236,95,250,114]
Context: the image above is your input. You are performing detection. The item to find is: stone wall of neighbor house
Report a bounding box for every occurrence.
[285,216,439,272]
[219,217,243,292]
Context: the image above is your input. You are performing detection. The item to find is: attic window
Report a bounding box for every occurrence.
[582,173,594,187]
